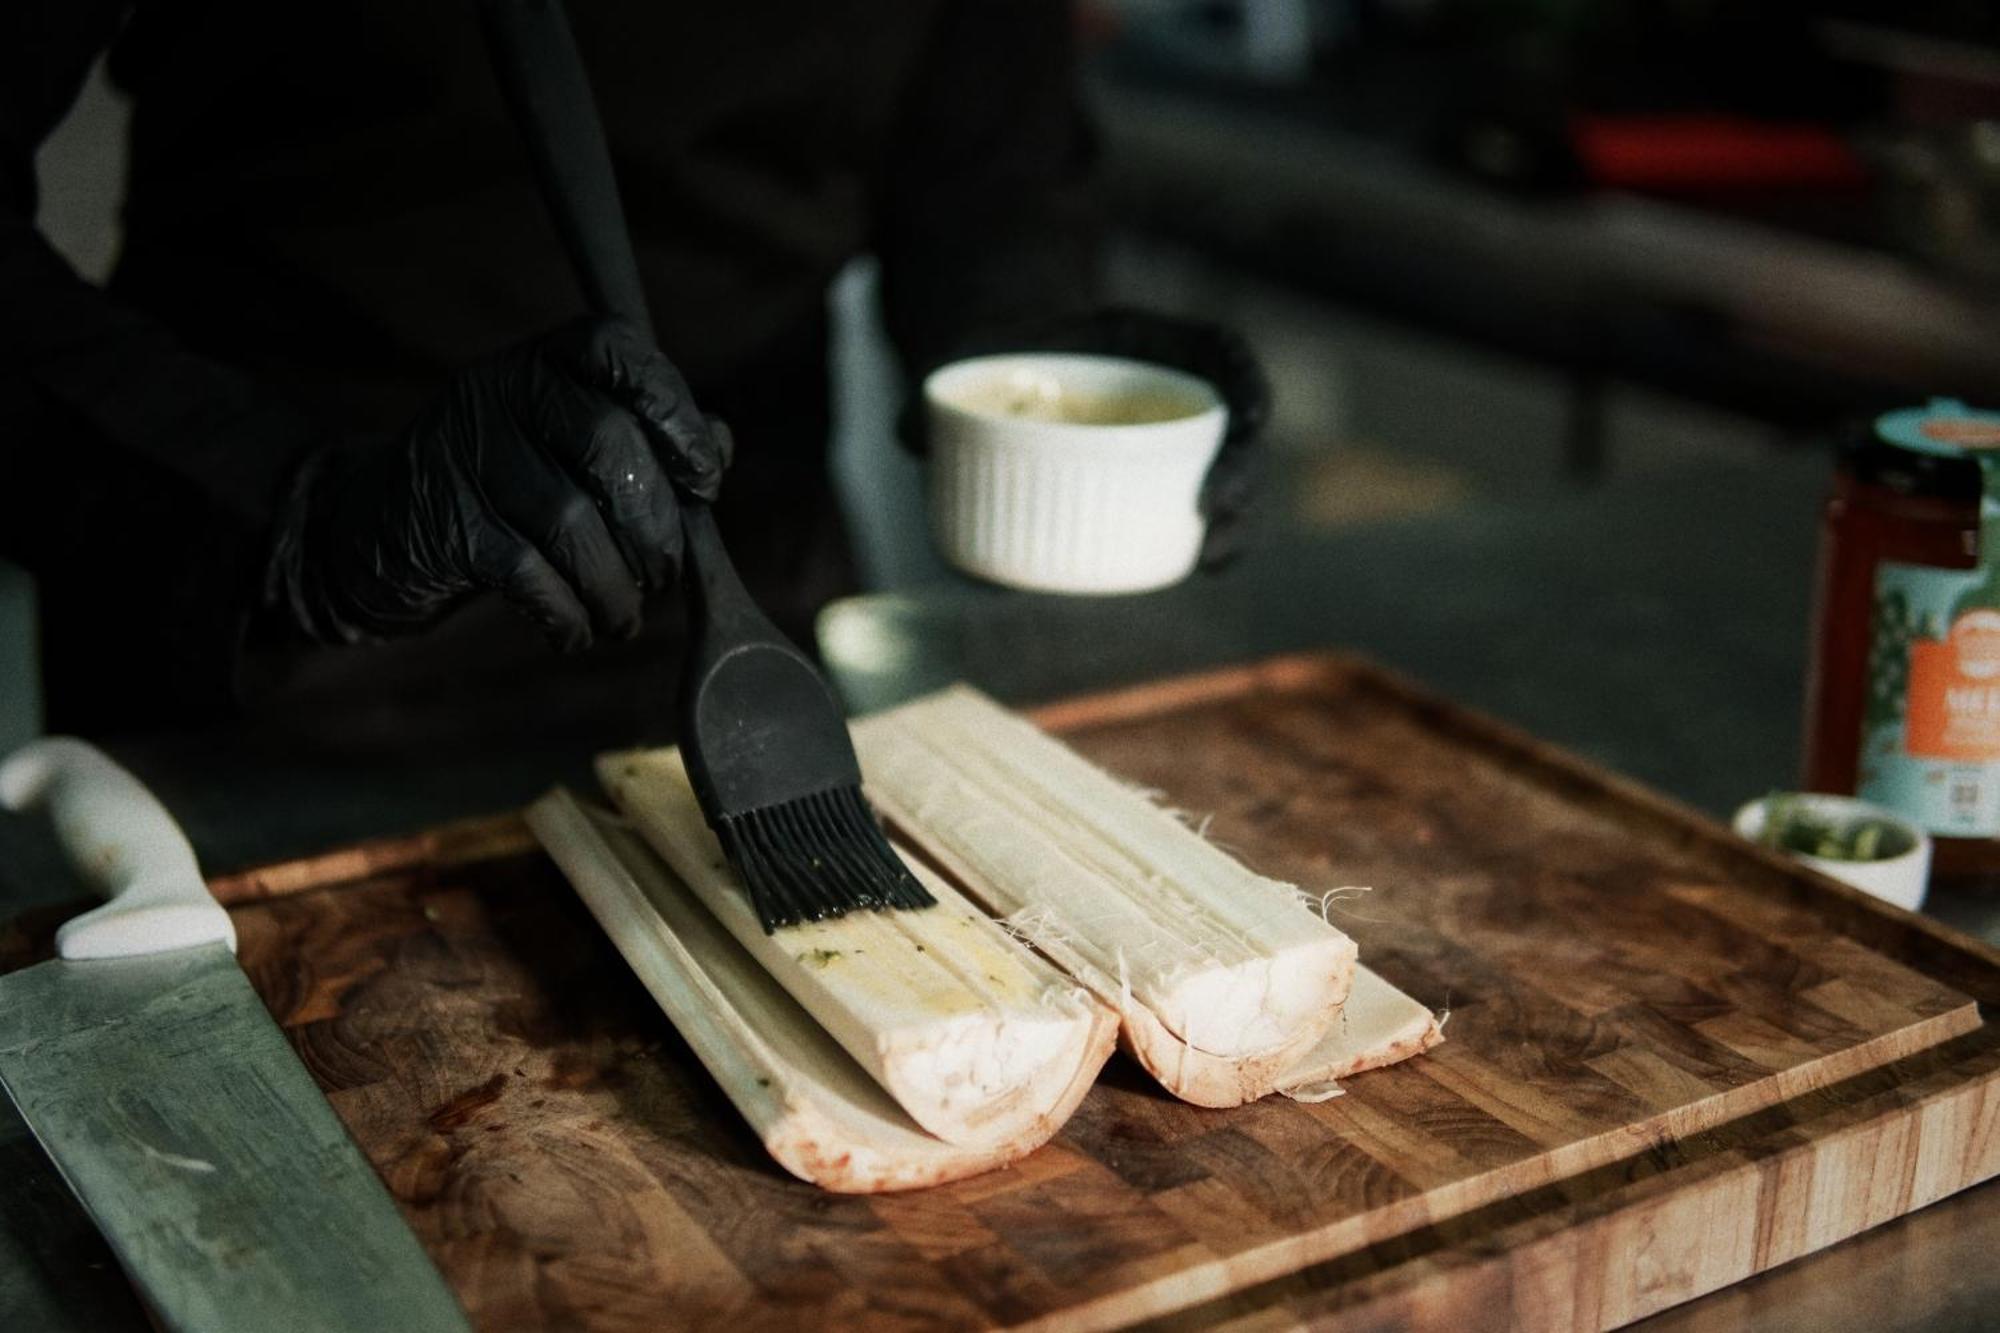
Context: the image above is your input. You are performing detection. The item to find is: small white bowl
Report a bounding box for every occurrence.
[924,353,1228,595]
[1732,793,1931,912]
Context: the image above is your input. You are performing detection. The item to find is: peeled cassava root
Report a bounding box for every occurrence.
[596,746,1114,1150]
[529,790,1115,1192]
[851,685,1368,1107]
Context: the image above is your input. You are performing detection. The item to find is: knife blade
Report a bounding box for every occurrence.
[0,739,468,1333]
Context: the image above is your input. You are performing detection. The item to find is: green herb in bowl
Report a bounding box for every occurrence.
[1759,794,1916,863]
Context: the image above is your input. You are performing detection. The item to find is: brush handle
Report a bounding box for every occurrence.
[476,0,651,329]
[681,502,786,643]
[477,0,776,643]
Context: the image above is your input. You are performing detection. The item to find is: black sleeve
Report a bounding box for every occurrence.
[872,0,1106,378]
[1,2,334,728]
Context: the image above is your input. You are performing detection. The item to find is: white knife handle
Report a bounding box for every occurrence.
[0,737,235,960]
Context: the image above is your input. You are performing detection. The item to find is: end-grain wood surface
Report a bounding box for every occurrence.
[11,655,1997,1330]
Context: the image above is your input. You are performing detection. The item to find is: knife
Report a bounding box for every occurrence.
[0,739,468,1332]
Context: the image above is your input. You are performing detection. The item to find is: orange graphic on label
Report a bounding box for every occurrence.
[1921,419,2000,449]
[1907,609,2000,760]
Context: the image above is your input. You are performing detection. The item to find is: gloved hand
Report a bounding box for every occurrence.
[906,307,1271,569]
[266,317,730,650]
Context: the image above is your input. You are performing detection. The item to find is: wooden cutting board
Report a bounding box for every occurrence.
[14,654,2000,1331]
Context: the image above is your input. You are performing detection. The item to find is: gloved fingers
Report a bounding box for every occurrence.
[703,415,737,474]
[529,374,683,591]
[1196,438,1264,573]
[1197,484,1255,569]
[1198,509,1250,572]
[1198,438,1259,520]
[544,317,728,501]
[1202,325,1271,449]
[540,493,646,639]
[476,442,645,640]
[486,537,598,653]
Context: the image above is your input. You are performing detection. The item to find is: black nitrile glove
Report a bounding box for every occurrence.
[905,307,1271,570]
[267,317,731,650]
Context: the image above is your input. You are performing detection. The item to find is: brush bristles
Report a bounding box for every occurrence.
[715,785,936,933]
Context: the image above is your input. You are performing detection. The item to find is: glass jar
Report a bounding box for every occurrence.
[1802,400,2000,884]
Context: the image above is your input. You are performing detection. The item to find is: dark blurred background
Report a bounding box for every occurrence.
[8,0,2000,834]
[819,0,1999,591]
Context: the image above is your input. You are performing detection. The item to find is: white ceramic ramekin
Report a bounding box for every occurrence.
[923,353,1228,594]
[1732,793,1931,912]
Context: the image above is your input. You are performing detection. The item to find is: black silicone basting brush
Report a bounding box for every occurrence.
[478,0,933,932]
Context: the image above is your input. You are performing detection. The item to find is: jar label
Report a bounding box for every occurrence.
[1858,561,2000,835]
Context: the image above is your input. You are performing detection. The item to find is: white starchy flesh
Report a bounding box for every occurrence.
[528,790,1116,1192]
[597,748,1108,1149]
[1275,966,1445,1103]
[852,685,1358,1106]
